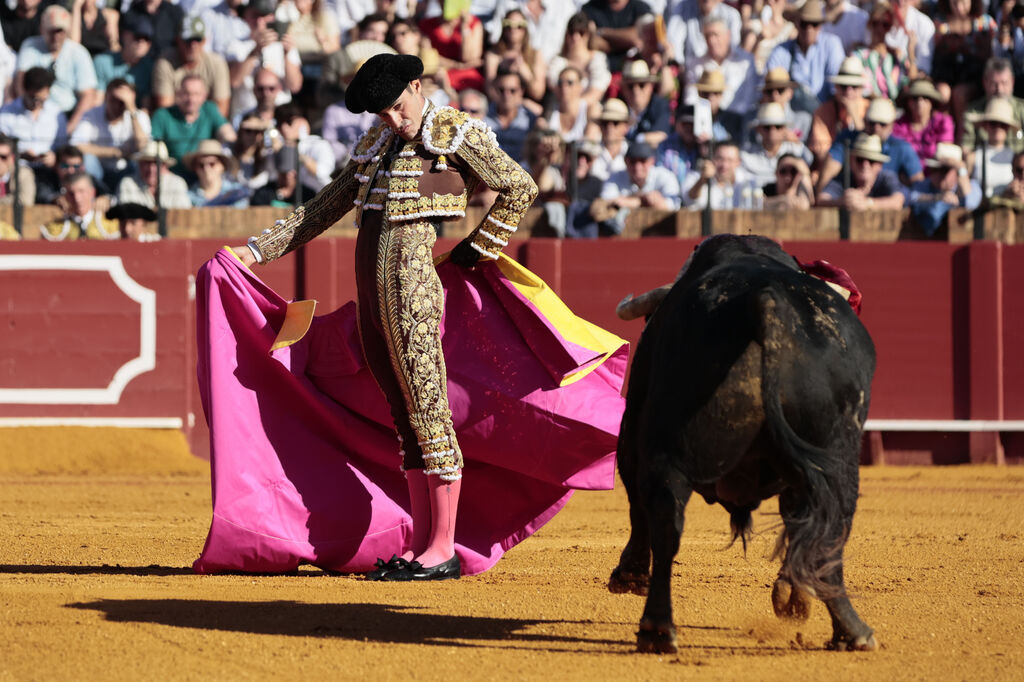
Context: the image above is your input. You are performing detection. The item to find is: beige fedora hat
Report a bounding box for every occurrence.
[132,140,175,166]
[622,59,659,83]
[183,139,232,171]
[829,56,866,88]
[752,102,788,127]
[902,78,943,103]
[784,0,826,24]
[865,98,897,125]
[967,96,1020,129]
[925,142,966,169]
[598,98,630,122]
[850,133,890,163]
[696,69,726,94]
[763,67,798,91]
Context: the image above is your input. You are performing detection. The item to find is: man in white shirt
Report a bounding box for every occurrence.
[666,0,742,64]
[740,101,813,188]
[70,78,151,189]
[885,0,935,74]
[0,67,67,169]
[683,140,754,209]
[595,139,681,235]
[684,17,759,118]
[226,0,303,121]
[274,103,335,192]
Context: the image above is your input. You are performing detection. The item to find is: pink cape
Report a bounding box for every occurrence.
[193,249,627,576]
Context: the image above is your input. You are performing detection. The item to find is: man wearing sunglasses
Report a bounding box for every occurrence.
[766,0,845,110]
[740,101,813,189]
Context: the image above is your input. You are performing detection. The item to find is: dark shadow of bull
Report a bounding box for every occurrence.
[608,234,877,654]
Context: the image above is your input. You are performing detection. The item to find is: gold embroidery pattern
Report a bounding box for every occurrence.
[387,193,468,221]
[455,125,538,259]
[376,218,463,480]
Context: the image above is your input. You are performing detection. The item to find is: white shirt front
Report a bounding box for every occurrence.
[70,105,152,171]
[600,164,682,210]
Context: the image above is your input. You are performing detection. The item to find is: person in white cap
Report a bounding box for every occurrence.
[816,97,924,193]
[808,55,869,163]
[757,66,813,143]
[907,142,981,237]
[817,132,906,210]
[740,101,813,188]
[14,3,98,136]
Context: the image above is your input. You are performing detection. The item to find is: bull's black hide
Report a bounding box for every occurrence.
[609,234,877,653]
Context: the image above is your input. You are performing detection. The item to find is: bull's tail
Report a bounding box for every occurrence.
[757,290,851,601]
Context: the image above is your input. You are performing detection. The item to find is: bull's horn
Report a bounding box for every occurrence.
[616,285,671,320]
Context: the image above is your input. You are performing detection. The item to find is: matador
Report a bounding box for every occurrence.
[234,54,538,582]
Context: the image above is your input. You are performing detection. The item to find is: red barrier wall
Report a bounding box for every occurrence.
[2,238,1021,465]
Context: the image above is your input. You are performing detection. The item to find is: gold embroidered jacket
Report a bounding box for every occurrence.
[251,104,538,263]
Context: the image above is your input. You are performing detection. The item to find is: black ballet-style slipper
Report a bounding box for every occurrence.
[365,554,410,581]
[380,555,461,581]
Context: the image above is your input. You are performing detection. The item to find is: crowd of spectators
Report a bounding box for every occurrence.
[3,0,1024,240]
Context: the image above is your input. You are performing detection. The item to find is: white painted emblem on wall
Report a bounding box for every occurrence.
[0,255,156,404]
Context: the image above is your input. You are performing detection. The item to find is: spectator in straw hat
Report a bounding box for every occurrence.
[817,132,906,209]
[666,0,742,65]
[683,17,759,119]
[766,0,846,110]
[893,78,955,166]
[185,138,250,207]
[116,140,191,209]
[620,59,672,149]
[741,101,813,188]
[960,57,1024,154]
[694,69,743,142]
[908,142,981,236]
[758,67,813,143]
[808,56,869,163]
[591,97,631,181]
[966,96,1019,196]
[818,97,923,192]
[15,4,99,136]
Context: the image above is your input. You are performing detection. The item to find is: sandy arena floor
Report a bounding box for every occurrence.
[1,427,1022,681]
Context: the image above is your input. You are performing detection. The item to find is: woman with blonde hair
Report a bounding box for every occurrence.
[484,8,547,106]
[279,0,341,69]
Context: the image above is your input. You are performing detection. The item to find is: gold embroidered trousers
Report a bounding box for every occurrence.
[355,209,464,481]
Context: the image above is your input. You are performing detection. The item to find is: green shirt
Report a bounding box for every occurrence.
[150,101,227,170]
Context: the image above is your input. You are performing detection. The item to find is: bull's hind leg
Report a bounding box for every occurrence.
[636,468,692,654]
[822,566,877,651]
[771,574,812,622]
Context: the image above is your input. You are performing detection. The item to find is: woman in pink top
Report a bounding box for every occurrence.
[892,78,955,165]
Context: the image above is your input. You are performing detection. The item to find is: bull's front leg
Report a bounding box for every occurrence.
[771,574,812,621]
[822,564,877,651]
[636,468,692,654]
[609,432,651,596]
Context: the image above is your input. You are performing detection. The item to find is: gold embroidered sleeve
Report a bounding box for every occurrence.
[250,160,361,262]
[454,125,538,259]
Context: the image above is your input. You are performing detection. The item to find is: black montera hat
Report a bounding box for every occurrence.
[106,202,157,222]
[345,54,424,114]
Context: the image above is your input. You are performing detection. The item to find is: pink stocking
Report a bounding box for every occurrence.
[404,469,430,561]
[413,474,461,568]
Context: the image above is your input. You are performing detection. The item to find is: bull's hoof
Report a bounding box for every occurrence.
[609,567,649,596]
[827,631,878,652]
[637,620,677,654]
[771,578,811,621]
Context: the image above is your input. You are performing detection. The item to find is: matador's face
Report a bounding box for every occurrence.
[376,80,426,142]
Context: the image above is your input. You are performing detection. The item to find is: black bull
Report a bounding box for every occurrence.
[609,235,878,653]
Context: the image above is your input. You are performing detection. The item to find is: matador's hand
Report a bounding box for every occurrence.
[449,238,481,268]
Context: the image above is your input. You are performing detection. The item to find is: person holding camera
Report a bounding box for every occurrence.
[227,0,303,123]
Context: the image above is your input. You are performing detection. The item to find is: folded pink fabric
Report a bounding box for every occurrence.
[193,248,627,576]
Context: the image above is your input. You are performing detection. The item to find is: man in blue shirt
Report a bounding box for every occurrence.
[818,98,924,193]
[908,142,981,237]
[817,133,906,210]
[766,0,846,111]
[484,69,536,167]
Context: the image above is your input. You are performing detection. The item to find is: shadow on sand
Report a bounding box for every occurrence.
[67,599,628,650]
